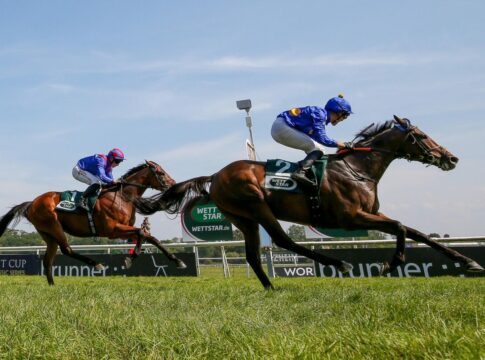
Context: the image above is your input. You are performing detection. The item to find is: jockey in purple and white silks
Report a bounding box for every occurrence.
[72,148,125,209]
[271,94,353,188]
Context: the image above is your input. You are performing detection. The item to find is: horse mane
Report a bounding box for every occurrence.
[353,120,396,145]
[120,163,148,180]
[134,176,212,215]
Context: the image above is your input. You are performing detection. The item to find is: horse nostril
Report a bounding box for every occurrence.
[450,156,459,165]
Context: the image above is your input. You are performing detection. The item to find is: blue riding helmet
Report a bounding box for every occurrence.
[325,94,353,115]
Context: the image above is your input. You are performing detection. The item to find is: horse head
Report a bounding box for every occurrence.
[144,160,176,191]
[392,115,459,171]
[120,161,175,192]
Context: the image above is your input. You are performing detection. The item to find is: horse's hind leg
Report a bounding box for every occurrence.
[39,233,58,285]
[40,221,102,270]
[249,204,348,274]
[222,213,274,290]
[404,225,484,272]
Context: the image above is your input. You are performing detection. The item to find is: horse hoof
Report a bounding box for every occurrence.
[338,261,353,274]
[379,262,390,276]
[95,263,105,271]
[124,257,133,269]
[466,261,484,272]
[176,260,187,269]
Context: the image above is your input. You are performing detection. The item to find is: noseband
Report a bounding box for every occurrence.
[394,126,445,167]
[119,164,169,191]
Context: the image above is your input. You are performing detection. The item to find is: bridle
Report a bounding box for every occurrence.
[119,163,170,192]
[337,123,446,182]
[399,126,446,167]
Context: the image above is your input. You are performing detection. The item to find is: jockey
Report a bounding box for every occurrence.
[271,94,353,188]
[72,148,125,210]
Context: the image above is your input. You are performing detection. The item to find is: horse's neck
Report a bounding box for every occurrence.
[120,173,149,199]
[121,185,147,199]
[350,135,403,181]
[351,151,395,182]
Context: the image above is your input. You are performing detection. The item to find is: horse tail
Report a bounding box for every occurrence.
[135,176,212,215]
[0,202,32,237]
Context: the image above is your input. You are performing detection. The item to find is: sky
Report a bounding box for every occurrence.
[1,0,484,239]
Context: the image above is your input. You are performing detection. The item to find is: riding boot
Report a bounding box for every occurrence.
[79,183,101,211]
[290,150,324,189]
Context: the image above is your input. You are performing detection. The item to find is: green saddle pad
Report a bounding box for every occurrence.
[265,157,328,193]
[56,190,99,213]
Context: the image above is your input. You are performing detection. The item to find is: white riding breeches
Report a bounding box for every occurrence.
[72,165,103,186]
[271,117,326,154]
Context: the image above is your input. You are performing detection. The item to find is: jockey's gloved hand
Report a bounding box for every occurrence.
[343,142,354,150]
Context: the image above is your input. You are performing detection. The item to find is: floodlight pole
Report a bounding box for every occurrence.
[236,99,256,160]
[236,99,274,278]
[244,110,256,151]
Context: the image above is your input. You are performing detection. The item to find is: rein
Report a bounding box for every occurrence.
[336,147,373,155]
[336,143,406,183]
[116,163,169,192]
[119,180,148,189]
[335,124,443,182]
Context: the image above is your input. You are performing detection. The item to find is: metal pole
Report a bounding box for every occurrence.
[194,245,200,276]
[246,113,255,149]
[265,247,275,278]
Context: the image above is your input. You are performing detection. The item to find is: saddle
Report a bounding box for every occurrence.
[264,158,328,193]
[55,189,100,214]
[265,158,328,226]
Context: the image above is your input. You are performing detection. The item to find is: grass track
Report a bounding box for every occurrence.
[0,275,483,359]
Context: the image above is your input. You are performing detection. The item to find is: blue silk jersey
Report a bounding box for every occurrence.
[278,106,338,147]
[77,154,114,184]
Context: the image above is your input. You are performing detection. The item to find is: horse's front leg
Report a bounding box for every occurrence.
[352,211,407,275]
[108,223,146,269]
[144,236,187,269]
[112,223,186,270]
[124,232,145,269]
[403,224,484,272]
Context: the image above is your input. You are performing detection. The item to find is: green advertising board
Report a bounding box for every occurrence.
[182,198,233,241]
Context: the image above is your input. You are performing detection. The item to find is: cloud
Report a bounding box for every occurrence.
[153,133,242,162]
[208,54,410,70]
[4,45,479,78]
[85,51,479,75]
[73,52,448,75]
[29,127,78,140]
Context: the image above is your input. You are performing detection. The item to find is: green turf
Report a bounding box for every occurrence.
[0,275,483,359]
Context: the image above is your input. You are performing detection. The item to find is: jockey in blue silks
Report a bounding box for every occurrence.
[271,94,353,188]
[72,148,125,210]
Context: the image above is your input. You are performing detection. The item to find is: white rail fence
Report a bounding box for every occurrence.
[0,237,483,277]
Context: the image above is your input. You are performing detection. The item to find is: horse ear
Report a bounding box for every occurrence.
[393,115,408,127]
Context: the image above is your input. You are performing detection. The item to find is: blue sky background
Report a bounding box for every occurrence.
[1,1,484,239]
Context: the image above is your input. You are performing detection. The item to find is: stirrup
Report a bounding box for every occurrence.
[291,172,317,189]
[78,198,90,211]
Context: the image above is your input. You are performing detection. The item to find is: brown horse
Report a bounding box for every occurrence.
[0,160,186,285]
[135,116,483,289]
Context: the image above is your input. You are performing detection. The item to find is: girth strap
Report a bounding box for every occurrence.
[304,172,323,226]
[86,211,97,236]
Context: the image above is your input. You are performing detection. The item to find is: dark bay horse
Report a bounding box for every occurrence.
[135,116,483,289]
[0,160,186,285]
